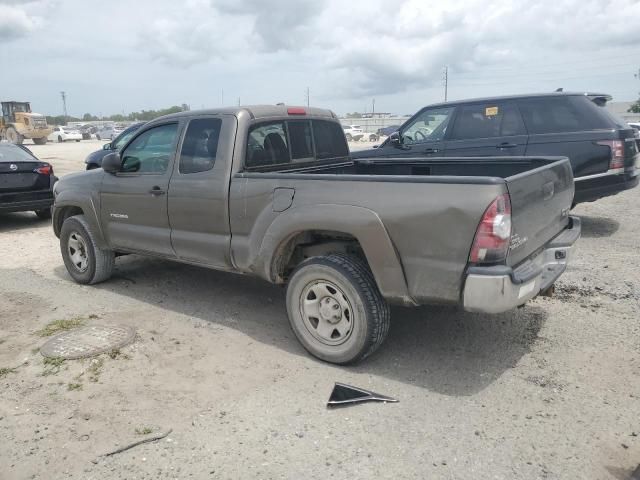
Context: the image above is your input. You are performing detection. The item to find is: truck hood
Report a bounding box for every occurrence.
[54,169,103,198]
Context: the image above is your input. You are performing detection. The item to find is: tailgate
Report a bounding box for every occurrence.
[0,162,47,192]
[505,157,574,266]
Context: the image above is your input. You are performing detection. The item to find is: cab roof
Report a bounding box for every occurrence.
[426,92,612,108]
[156,105,337,122]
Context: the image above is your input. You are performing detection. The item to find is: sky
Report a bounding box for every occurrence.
[1,0,639,118]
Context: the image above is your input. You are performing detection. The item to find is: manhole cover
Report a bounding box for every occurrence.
[40,325,136,359]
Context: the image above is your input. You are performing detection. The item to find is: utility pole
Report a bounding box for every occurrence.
[372,98,375,116]
[221,88,224,106]
[305,87,310,107]
[442,66,448,102]
[60,91,68,124]
[238,97,241,107]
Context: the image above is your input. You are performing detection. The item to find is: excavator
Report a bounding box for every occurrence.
[1,101,51,145]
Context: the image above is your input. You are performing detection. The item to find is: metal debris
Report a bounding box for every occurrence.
[327,382,398,407]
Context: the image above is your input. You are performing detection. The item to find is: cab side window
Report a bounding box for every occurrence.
[179,118,222,174]
[120,123,178,174]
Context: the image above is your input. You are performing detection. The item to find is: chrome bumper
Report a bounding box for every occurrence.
[463,217,581,314]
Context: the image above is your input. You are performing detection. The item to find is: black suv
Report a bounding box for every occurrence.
[354,92,639,204]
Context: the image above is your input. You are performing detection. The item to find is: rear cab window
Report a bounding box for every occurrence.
[179,118,222,174]
[245,119,348,169]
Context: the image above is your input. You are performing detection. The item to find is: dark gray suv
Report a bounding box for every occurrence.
[354,92,639,204]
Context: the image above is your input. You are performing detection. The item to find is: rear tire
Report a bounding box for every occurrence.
[35,209,52,220]
[345,133,353,142]
[75,139,80,142]
[57,135,63,143]
[96,134,101,140]
[60,214,114,285]
[32,137,47,145]
[286,253,390,364]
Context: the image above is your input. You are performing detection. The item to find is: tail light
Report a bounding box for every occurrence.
[469,193,512,264]
[597,140,625,169]
[34,164,52,175]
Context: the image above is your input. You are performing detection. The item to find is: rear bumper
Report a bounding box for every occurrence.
[0,190,54,213]
[574,168,639,204]
[462,216,581,314]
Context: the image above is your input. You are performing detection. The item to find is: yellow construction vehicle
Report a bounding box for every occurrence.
[1,101,51,145]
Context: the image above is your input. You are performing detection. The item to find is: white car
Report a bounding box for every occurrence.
[96,124,124,141]
[48,126,82,143]
[342,125,364,142]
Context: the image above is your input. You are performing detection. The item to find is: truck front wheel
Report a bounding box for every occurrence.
[6,127,23,144]
[286,253,390,364]
[60,215,114,285]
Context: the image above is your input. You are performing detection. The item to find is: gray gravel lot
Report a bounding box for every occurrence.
[0,140,638,479]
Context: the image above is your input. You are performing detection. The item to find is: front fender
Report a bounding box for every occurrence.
[53,192,107,249]
[253,204,414,305]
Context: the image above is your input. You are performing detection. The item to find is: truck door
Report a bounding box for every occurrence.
[444,102,528,157]
[167,115,235,268]
[100,122,180,256]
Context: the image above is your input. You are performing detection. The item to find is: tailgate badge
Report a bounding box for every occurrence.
[9,164,17,171]
[510,234,527,250]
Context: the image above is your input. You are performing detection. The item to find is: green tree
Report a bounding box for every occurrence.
[628,98,640,113]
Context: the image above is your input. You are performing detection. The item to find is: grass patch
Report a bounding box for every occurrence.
[0,367,17,378]
[135,427,153,435]
[36,317,86,337]
[87,358,104,383]
[67,382,82,391]
[42,357,65,376]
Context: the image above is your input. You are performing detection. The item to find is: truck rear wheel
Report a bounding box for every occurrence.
[32,137,47,145]
[60,214,114,285]
[286,253,390,364]
[6,127,23,145]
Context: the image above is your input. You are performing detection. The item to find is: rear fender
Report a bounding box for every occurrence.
[253,204,414,305]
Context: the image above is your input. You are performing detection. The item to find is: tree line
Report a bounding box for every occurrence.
[45,105,188,125]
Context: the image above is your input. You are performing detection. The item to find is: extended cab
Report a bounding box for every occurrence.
[52,106,580,364]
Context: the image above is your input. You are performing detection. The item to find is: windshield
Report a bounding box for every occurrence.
[112,128,138,149]
[0,144,36,162]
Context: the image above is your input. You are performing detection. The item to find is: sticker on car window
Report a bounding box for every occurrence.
[485,106,499,117]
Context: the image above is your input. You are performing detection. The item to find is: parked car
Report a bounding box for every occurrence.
[376,125,402,137]
[52,105,580,364]
[85,122,145,170]
[48,126,82,143]
[77,124,95,140]
[342,125,364,142]
[355,92,639,205]
[0,142,57,218]
[96,124,124,141]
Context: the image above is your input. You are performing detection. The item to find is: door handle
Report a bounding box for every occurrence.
[149,186,165,196]
[424,148,439,154]
[496,142,517,149]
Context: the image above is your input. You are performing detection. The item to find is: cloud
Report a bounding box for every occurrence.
[0,3,38,40]
[136,0,640,98]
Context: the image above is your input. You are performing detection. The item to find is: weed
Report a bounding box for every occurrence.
[0,367,17,378]
[87,358,104,382]
[135,427,153,435]
[67,383,82,391]
[36,317,86,337]
[42,357,65,376]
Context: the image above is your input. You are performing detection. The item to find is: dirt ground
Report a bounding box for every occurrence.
[1,140,639,479]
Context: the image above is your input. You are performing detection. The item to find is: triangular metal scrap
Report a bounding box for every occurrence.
[327,382,398,407]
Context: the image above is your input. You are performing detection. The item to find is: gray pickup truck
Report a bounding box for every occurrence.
[52,105,581,364]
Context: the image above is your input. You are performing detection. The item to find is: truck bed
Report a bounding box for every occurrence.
[231,155,574,304]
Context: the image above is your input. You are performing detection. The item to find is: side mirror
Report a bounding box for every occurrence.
[389,131,401,146]
[102,152,121,174]
[102,143,111,150]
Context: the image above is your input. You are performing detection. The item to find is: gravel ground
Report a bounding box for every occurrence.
[0,141,638,479]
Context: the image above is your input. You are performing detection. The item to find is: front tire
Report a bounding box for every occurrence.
[96,134,101,140]
[60,214,114,285]
[6,127,23,144]
[286,253,390,364]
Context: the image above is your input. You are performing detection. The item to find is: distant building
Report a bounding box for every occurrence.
[607,101,640,123]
